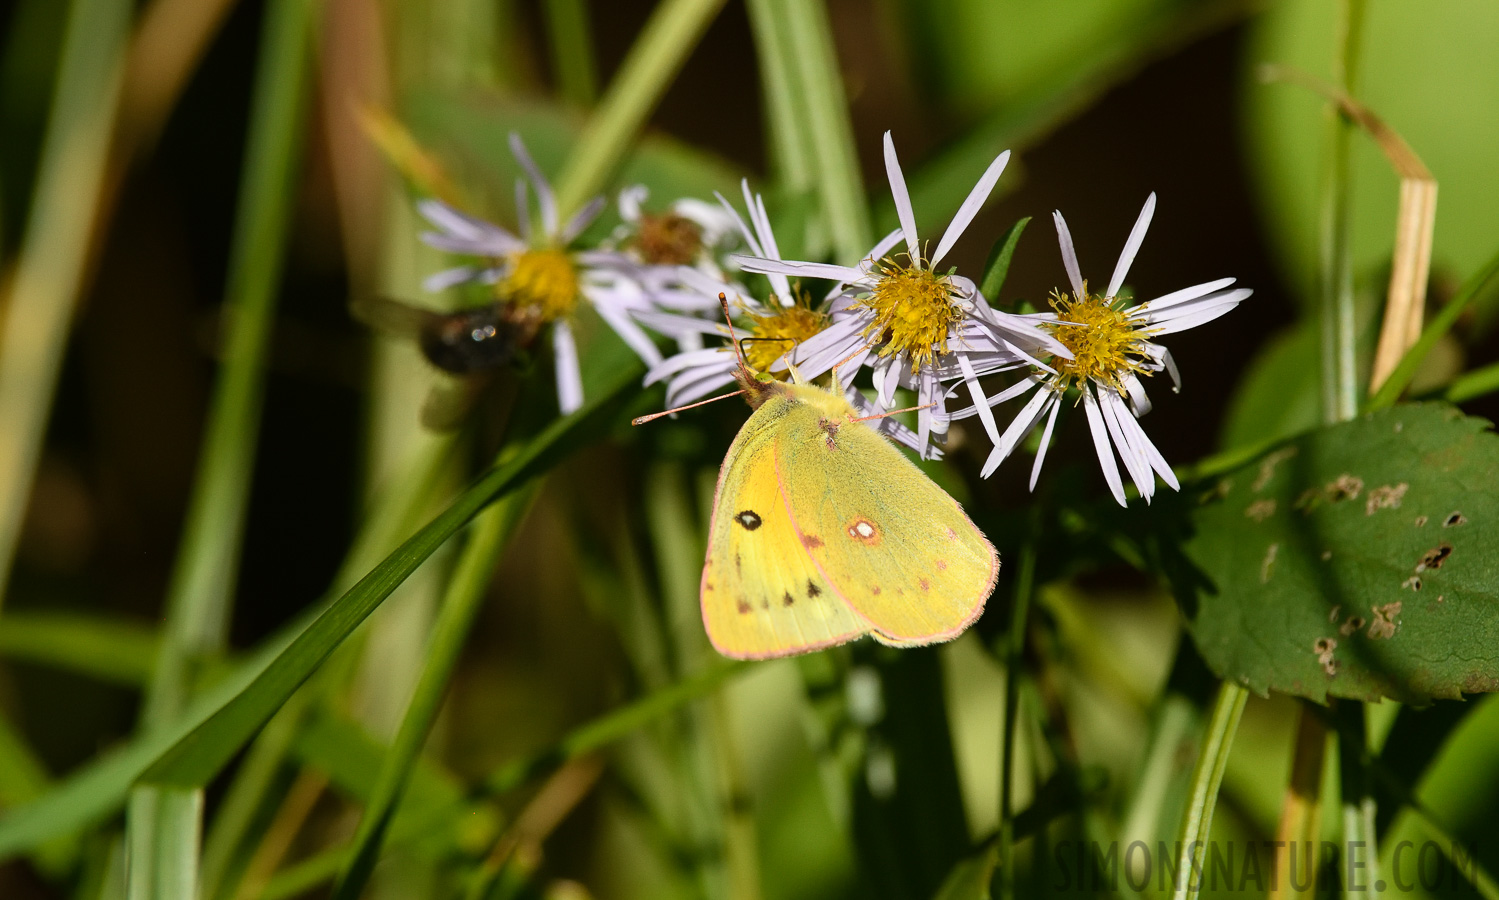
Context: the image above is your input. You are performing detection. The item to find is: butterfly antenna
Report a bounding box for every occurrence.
[632,389,748,425]
[718,293,751,374]
[848,402,935,425]
[829,345,871,392]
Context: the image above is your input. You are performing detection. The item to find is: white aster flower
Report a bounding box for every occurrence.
[981,193,1253,506]
[417,132,663,414]
[633,183,936,457]
[613,184,738,279]
[733,131,1068,457]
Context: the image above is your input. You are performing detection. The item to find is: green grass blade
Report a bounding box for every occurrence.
[979,217,1031,305]
[553,0,728,216]
[744,0,814,197]
[139,364,640,788]
[1446,358,1499,404]
[1365,246,1499,411]
[0,437,459,858]
[1170,682,1247,900]
[332,483,542,899]
[0,0,132,610]
[544,0,598,106]
[141,0,317,729]
[0,612,159,686]
[0,708,49,810]
[126,786,202,900]
[777,0,871,264]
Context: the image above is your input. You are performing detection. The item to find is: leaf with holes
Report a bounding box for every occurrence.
[1173,403,1499,704]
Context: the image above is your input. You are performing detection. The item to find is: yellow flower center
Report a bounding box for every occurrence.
[856,256,963,371]
[741,302,829,375]
[633,212,703,265]
[1046,283,1149,392]
[502,248,578,321]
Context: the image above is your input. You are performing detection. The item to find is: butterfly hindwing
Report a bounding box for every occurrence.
[701,396,867,659]
[774,396,998,646]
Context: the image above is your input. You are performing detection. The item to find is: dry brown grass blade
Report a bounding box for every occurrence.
[1261,64,1438,394]
[1268,706,1327,900]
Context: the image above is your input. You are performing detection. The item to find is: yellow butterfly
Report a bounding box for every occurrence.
[639,312,999,660]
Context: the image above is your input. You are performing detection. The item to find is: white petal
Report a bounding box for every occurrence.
[1145,290,1252,335]
[917,376,931,455]
[730,255,862,283]
[1122,372,1153,416]
[932,150,1010,267]
[883,132,919,257]
[510,132,558,236]
[1133,277,1236,313]
[618,185,647,222]
[1138,288,1251,325]
[861,228,906,272]
[1098,386,1154,502]
[957,353,1002,446]
[1112,397,1179,491]
[553,320,583,414]
[644,347,730,384]
[947,375,1040,419]
[717,188,765,257]
[668,368,738,407]
[514,179,531,242]
[1106,192,1155,299]
[1029,395,1062,491]
[423,266,486,292]
[980,383,1050,478]
[1082,386,1127,506]
[561,196,607,244]
[1053,210,1086,299]
[593,298,663,366]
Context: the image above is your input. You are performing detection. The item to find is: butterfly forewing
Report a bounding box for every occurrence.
[775,404,998,646]
[702,397,867,659]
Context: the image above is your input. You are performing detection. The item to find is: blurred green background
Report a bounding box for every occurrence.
[1,0,1498,898]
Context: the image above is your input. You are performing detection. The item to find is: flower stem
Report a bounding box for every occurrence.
[1171,681,1248,900]
[999,540,1036,900]
[1317,0,1365,425]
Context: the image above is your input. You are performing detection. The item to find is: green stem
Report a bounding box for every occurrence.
[1337,702,1380,900]
[777,0,872,263]
[1171,682,1248,900]
[999,541,1036,900]
[544,0,598,106]
[1317,0,1365,424]
[331,482,541,900]
[0,0,132,612]
[552,0,728,217]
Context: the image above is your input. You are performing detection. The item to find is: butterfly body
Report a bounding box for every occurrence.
[701,374,998,659]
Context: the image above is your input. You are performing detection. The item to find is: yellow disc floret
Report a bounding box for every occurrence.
[741,302,829,375]
[857,256,963,371]
[1047,282,1149,392]
[502,248,579,320]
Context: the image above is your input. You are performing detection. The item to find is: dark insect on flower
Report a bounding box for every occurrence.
[352,296,538,429]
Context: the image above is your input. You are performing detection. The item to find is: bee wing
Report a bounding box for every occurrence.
[351,296,440,337]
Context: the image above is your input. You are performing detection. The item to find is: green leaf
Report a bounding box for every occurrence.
[0,612,159,686]
[1177,403,1499,703]
[125,787,202,900]
[139,365,640,788]
[332,484,541,899]
[0,364,640,858]
[1169,682,1247,900]
[978,217,1030,305]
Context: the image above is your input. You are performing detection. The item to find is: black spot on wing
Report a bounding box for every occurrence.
[783,591,794,607]
[734,510,762,530]
[807,580,821,598]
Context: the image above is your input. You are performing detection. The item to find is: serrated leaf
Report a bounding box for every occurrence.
[1176,403,1499,704]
